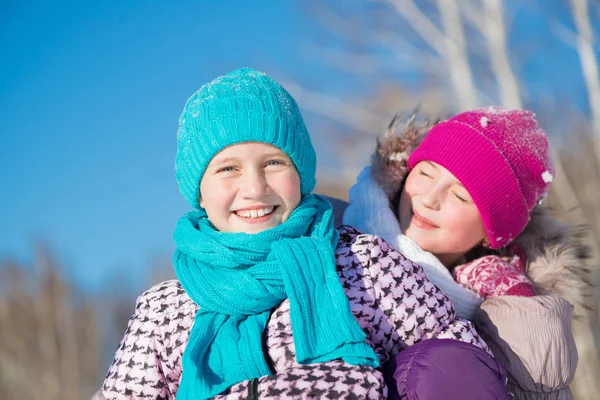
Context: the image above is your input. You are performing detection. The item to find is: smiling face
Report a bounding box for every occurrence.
[199,142,302,234]
[398,161,488,267]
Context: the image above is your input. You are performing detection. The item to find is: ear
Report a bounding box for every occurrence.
[480,236,492,249]
[198,190,204,209]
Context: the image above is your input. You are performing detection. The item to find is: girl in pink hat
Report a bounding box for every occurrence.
[339,107,588,399]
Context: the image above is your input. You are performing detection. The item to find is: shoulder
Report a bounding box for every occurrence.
[335,226,380,292]
[477,295,577,356]
[479,295,574,321]
[336,225,406,258]
[476,295,578,391]
[336,225,415,275]
[336,225,381,255]
[135,279,198,321]
[321,195,349,228]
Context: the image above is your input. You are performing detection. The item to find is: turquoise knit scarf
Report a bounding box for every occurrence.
[173,194,378,399]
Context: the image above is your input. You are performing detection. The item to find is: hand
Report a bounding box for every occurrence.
[453,248,535,299]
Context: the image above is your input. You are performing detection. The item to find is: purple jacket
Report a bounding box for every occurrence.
[385,338,511,399]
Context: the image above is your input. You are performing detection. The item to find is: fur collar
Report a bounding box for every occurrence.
[370,114,591,310]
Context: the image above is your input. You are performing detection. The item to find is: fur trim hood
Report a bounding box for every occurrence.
[370,114,591,310]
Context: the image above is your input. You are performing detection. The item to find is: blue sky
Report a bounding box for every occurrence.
[1,0,597,293]
[0,0,318,290]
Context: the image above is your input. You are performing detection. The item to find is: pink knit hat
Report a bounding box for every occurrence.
[408,106,555,249]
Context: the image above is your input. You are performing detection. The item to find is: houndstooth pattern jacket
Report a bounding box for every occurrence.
[101,226,489,399]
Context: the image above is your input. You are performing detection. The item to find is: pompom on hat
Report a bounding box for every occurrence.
[408,106,555,249]
[175,67,316,208]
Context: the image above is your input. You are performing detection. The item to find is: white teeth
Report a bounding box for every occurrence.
[235,206,275,218]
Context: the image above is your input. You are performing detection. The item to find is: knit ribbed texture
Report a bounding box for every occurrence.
[173,195,379,400]
[408,106,554,249]
[175,67,316,208]
[503,282,536,297]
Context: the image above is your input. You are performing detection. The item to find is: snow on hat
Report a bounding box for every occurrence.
[408,106,555,249]
[175,67,316,208]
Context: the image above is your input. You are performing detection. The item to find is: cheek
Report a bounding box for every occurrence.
[398,187,410,227]
[403,171,425,199]
[398,174,420,220]
[199,178,234,212]
[444,207,487,246]
[271,171,301,206]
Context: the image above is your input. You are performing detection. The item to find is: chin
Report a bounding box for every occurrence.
[414,239,431,252]
[405,231,432,252]
[241,226,269,234]
[248,222,282,234]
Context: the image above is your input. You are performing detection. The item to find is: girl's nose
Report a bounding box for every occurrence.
[240,169,269,199]
[420,183,442,209]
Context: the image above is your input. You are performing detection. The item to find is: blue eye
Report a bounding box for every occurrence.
[266,160,285,167]
[217,166,235,173]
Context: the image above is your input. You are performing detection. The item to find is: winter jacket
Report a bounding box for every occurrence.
[328,116,588,400]
[384,338,510,400]
[100,226,489,399]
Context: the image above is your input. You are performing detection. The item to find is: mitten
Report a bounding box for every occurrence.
[453,245,535,299]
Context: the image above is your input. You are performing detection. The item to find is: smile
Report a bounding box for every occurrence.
[411,211,439,229]
[234,206,276,219]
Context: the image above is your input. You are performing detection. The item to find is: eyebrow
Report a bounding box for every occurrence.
[210,152,289,166]
[210,157,238,166]
[262,151,289,159]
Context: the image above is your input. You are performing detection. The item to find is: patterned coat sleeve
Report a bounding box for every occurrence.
[101,281,198,399]
[337,228,490,364]
[213,360,386,399]
[100,282,386,400]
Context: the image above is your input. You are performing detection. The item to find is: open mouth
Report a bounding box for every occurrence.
[234,206,277,219]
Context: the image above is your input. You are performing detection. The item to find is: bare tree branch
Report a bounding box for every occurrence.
[373,32,449,75]
[436,0,479,108]
[385,0,446,54]
[309,2,364,41]
[550,18,579,48]
[482,0,522,107]
[280,79,385,134]
[301,44,386,74]
[459,0,485,32]
[385,0,479,109]
[570,0,600,155]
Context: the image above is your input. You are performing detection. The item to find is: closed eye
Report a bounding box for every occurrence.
[419,170,432,178]
[453,192,468,203]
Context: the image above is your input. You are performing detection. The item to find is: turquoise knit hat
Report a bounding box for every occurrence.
[175,67,317,208]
